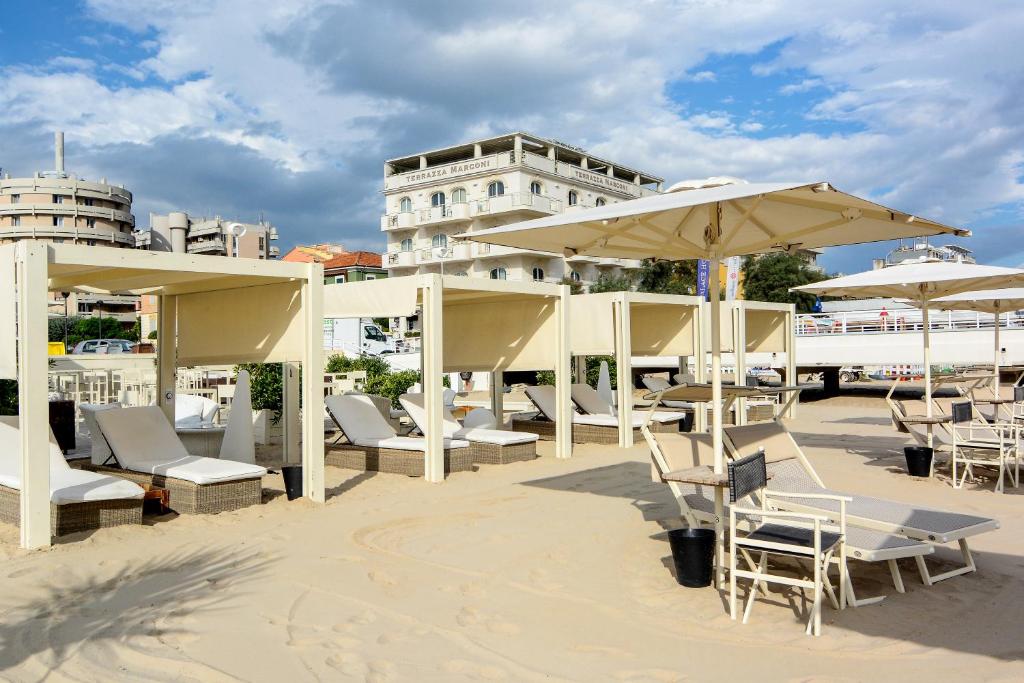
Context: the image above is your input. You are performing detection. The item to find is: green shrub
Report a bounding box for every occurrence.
[148,330,158,339]
[0,380,17,415]
[535,356,617,388]
[325,353,424,407]
[235,363,283,418]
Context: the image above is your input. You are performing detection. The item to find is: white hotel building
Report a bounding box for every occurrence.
[381,133,663,286]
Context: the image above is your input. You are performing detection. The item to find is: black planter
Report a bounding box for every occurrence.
[282,466,303,500]
[679,412,695,433]
[904,446,933,477]
[667,528,716,587]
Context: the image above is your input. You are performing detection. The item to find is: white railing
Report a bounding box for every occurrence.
[795,309,1024,336]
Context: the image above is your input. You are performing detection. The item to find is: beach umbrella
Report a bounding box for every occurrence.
[463,178,966,582]
[927,288,1024,395]
[596,360,614,411]
[795,262,1024,443]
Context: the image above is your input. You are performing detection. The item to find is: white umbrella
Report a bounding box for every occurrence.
[465,178,966,585]
[596,360,615,412]
[795,262,1024,444]
[928,288,1024,395]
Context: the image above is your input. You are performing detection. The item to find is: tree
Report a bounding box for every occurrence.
[325,354,423,406]
[587,273,634,293]
[235,363,283,416]
[741,253,827,312]
[636,260,699,295]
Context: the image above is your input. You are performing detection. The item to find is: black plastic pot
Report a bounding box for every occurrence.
[679,412,695,433]
[667,528,716,587]
[282,466,303,500]
[904,446,933,477]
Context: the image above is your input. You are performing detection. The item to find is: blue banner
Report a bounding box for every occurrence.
[696,259,710,300]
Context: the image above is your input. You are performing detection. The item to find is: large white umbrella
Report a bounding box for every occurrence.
[465,178,966,583]
[928,288,1024,395]
[795,262,1024,443]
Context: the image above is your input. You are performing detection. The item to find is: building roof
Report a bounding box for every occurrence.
[281,243,349,263]
[322,251,383,270]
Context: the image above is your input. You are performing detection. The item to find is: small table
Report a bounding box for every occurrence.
[141,484,170,514]
[972,398,1014,405]
[898,414,951,425]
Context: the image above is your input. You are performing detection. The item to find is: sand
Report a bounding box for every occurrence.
[1,397,1023,681]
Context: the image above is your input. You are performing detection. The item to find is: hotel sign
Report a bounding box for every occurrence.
[387,156,498,189]
[570,168,637,196]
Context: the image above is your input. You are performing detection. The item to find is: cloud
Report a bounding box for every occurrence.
[0,0,1020,273]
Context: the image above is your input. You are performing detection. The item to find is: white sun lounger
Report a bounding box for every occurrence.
[0,416,144,535]
[643,429,934,606]
[640,376,694,410]
[325,394,473,476]
[399,394,537,465]
[571,383,684,426]
[93,406,267,514]
[723,421,1000,585]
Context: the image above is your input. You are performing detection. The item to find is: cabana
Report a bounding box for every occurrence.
[716,300,796,423]
[1,242,326,549]
[322,275,572,481]
[570,292,704,447]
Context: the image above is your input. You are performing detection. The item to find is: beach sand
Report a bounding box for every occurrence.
[1,397,1022,681]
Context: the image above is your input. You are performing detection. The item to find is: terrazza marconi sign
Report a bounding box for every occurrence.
[398,158,496,185]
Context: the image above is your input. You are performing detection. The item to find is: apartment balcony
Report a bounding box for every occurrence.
[471,193,562,218]
[187,238,226,254]
[595,257,644,269]
[386,250,416,268]
[380,211,416,231]
[415,243,473,265]
[187,222,223,238]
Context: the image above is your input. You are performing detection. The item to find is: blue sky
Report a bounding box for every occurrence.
[1,0,1021,273]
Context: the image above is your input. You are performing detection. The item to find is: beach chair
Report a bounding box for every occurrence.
[889,399,953,454]
[727,452,846,636]
[399,394,537,465]
[571,383,683,427]
[723,420,1000,584]
[462,408,498,430]
[0,417,144,535]
[325,394,473,476]
[644,429,933,606]
[514,385,678,444]
[947,401,1020,493]
[640,376,695,410]
[92,406,267,514]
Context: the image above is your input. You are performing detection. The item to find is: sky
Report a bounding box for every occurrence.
[1,0,1022,273]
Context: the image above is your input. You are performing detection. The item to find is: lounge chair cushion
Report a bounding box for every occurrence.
[454,428,536,446]
[175,394,219,428]
[95,406,266,484]
[326,394,398,441]
[400,394,538,445]
[0,417,144,504]
[350,436,470,451]
[724,422,804,464]
[571,384,616,416]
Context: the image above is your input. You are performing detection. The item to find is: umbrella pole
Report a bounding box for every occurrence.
[994,308,1001,397]
[709,254,724,589]
[922,295,933,451]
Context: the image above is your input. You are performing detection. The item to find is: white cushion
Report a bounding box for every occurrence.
[454,428,537,445]
[573,414,620,427]
[351,436,470,451]
[80,402,123,465]
[462,408,497,430]
[326,394,396,441]
[175,394,219,427]
[399,393,460,438]
[402,394,534,445]
[0,417,144,503]
[95,406,266,484]
[571,384,615,416]
[525,385,558,420]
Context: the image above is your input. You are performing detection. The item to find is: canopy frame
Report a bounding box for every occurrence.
[1,242,325,549]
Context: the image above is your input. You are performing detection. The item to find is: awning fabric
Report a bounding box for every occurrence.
[442,297,557,372]
[323,278,418,318]
[630,304,697,356]
[569,295,616,356]
[745,310,788,353]
[177,281,304,365]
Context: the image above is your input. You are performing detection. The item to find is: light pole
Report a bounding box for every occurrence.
[61,291,70,352]
[97,300,104,341]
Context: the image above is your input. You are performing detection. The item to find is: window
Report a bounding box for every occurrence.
[11,216,19,227]
[570,270,581,282]
[430,191,446,207]
[53,194,64,204]
[399,197,412,213]
[10,194,19,204]
[451,187,467,203]
[86,239,95,246]
[531,267,545,281]
[83,197,94,206]
[489,267,507,280]
[53,216,64,227]
[365,274,377,280]
[86,218,96,229]
[53,238,65,244]
[595,197,606,206]
[487,181,505,197]
[400,238,413,252]
[431,233,448,249]
[335,274,346,284]
[568,190,578,206]
[530,181,542,195]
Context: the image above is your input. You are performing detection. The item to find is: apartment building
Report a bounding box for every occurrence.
[134,212,280,259]
[381,133,663,287]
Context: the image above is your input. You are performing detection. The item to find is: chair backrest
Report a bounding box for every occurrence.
[94,406,191,468]
[571,384,614,416]
[728,451,767,503]
[0,416,69,475]
[325,394,397,441]
[672,372,695,385]
[952,401,973,425]
[651,431,714,471]
[642,376,671,393]
[443,388,456,407]
[219,368,255,464]
[723,422,800,464]
[1015,386,1024,403]
[399,393,460,438]
[462,407,497,430]
[524,385,558,421]
[80,402,123,465]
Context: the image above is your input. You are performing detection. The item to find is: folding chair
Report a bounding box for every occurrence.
[950,401,1020,493]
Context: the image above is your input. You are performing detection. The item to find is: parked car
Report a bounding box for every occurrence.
[71,339,136,354]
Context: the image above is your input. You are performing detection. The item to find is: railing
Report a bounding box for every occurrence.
[795,309,1024,336]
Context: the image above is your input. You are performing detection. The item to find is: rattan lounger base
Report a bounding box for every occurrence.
[467,441,537,465]
[512,418,677,444]
[82,465,262,515]
[326,445,474,476]
[0,484,142,536]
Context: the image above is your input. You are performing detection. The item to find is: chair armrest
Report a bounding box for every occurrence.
[764,490,853,502]
[732,506,830,523]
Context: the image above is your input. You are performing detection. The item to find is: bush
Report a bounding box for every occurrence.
[0,380,17,416]
[325,353,423,407]
[536,356,617,388]
[148,330,158,339]
[235,363,283,417]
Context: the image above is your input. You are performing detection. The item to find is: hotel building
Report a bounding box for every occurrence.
[381,133,663,287]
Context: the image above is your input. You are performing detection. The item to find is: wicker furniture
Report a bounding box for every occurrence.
[0,484,142,536]
[513,416,677,444]
[326,444,474,476]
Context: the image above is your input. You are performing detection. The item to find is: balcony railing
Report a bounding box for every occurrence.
[795,309,1024,336]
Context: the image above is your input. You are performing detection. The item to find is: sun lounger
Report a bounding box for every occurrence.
[0,416,144,535]
[325,394,473,476]
[723,420,1000,584]
[92,406,266,514]
[514,385,678,444]
[640,376,694,410]
[571,383,684,426]
[399,394,537,465]
[644,428,934,606]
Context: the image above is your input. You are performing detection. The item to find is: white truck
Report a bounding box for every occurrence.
[323,318,396,356]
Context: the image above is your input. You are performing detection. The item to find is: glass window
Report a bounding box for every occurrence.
[489,267,507,280]
[399,197,412,213]
[487,181,505,197]
[568,190,578,206]
[365,274,377,280]
[570,270,581,282]
[10,194,20,204]
[530,181,542,195]
[430,191,445,207]
[53,216,64,227]
[432,233,448,249]
[11,216,19,227]
[335,274,346,284]
[531,267,545,281]
[451,187,467,203]
[53,194,64,204]
[84,197,94,206]
[595,197,606,206]
[86,218,96,229]
[400,238,413,252]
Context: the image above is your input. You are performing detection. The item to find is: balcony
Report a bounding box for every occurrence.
[187,238,225,253]
[380,211,416,231]
[386,250,416,268]
[473,192,562,218]
[415,243,474,265]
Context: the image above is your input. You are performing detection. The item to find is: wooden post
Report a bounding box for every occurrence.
[490,371,504,428]
[422,275,445,481]
[282,362,300,465]
[156,295,177,424]
[554,284,573,458]
[16,241,50,549]
[614,295,633,447]
[301,264,325,502]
